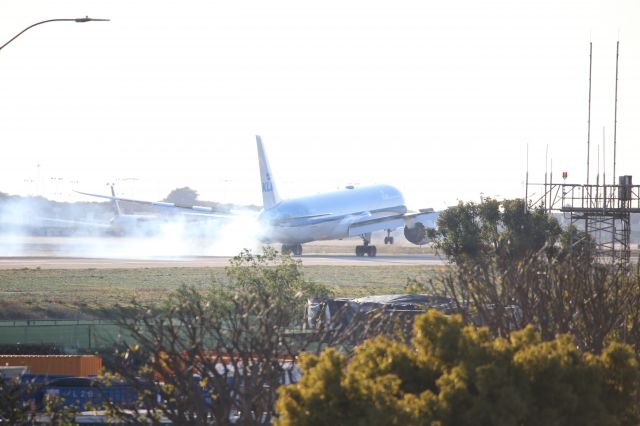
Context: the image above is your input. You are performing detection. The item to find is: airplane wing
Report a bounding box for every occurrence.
[74,190,236,219]
[270,213,334,226]
[346,209,439,237]
[265,209,438,236]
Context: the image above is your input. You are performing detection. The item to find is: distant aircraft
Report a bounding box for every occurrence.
[103,185,167,236]
[55,184,169,236]
[77,136,439,256]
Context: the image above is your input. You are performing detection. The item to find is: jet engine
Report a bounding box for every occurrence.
[404,222,430,245]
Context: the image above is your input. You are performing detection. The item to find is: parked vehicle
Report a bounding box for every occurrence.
[44,376,137,410]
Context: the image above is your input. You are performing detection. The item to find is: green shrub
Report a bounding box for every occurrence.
[276,310,640,426]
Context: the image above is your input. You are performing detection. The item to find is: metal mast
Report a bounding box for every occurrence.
[526,42,632,271]
[587,42,593,187]
[613,41,619,185]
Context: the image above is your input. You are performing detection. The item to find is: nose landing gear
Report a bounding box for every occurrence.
[383,229,394,245]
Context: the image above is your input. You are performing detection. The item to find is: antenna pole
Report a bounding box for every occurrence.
[525,144,529,214]
[587,42,593,187]
[545,145,548,208]
[603,129,607,207]
[597,142,600,186]
[613,40,619,185]
[549,157,553,210]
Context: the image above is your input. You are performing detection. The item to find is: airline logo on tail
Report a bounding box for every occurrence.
[262,172,273,193]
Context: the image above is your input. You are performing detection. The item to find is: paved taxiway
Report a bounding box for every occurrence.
[0,254,445,269]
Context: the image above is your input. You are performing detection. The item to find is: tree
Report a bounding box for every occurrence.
[0,376,37,425]
[498,199,561,260]
[164,187,199,206]
[421,197,640,353]
[0,375,77,425]
[435,249,640,352]
[558,224,597,263]
[103,248,333,425]
[432,198,562,266]
[432,201,484,263]
[276,310,640,426]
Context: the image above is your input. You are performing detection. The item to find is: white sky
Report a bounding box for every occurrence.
[0,0,639,210]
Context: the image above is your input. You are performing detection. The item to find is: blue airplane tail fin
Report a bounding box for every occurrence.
[256,135,281,210]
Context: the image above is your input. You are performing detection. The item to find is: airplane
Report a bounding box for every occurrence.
[76,136,439,256]
[253,136,437,256]
[102,185,168,236]
[42,184,170,236]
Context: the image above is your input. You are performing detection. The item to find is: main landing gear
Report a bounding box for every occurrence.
[383,229,394,245]
[355,233,377,257]
[282,243,303,256]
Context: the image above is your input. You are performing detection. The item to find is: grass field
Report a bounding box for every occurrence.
[0,264,444,320]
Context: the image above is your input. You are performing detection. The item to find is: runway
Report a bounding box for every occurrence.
[0,235,445,269]
[0,254,445,269]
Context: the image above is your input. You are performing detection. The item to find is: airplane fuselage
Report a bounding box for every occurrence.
[109,214,164,236]
[257,184,407,244]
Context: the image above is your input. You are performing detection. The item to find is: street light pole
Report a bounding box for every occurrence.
[0,17,110,51]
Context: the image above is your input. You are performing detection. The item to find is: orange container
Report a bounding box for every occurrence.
[0,355,102,376]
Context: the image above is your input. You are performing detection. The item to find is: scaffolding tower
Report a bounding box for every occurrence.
[525,41,635,269]
[528,176,638,269]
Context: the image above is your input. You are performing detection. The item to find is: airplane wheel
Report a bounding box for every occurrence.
[356,245,365,257]
[293,244,303,256]
[367,246,377,257]
[384,237,389,244]
[281,245,291,255]
[389,237,394,245]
